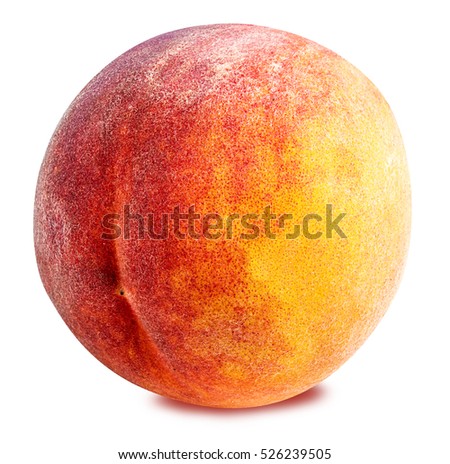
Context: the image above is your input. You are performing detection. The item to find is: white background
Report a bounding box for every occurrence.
[1,1,449,463]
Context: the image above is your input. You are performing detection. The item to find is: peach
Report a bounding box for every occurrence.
[34,24,410,408]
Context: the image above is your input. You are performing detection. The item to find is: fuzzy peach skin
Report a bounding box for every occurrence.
[34,24,410,408]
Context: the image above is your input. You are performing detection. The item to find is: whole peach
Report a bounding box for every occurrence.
[34,24,410,408]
